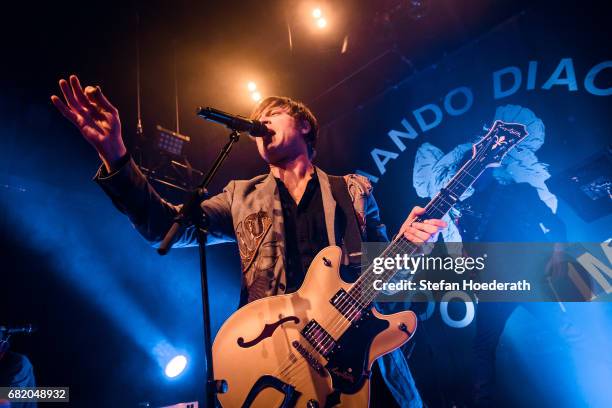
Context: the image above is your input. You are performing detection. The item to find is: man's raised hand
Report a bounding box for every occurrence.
[51,75,126,172]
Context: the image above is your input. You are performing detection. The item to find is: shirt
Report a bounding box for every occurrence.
[275,171,329,293]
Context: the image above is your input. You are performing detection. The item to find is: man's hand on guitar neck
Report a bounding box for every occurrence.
[398,206,447,244]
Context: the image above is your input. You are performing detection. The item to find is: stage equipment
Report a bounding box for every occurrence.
[157,110,263,405]
[0,325,36,336]
[309,7,327,29]
[137,126,203,193]
[197,107,272,137]
[246,82,261,101]
[0,324,36,359]
[549,145,612,222]
[164,355,188,378]
[130,22,203,194]
[159,402,198,408]
[157,126,189,156]
[212,121,528,407]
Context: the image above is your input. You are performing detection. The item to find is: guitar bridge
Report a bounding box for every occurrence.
[292,341,327,377]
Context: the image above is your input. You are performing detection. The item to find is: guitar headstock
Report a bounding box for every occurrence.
[472,120,529,167]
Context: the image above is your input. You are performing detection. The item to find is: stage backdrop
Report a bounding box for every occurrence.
[316,3,611,407]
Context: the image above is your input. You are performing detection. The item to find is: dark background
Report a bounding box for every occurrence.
[1,1,610,407]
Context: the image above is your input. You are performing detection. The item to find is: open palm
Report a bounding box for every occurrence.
[51,75,126,169]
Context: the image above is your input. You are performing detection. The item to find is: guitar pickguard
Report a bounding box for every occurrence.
[325,308,389,394]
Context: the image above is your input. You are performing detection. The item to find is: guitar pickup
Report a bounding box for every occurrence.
[301,320,336,358]
[330,289,364,322]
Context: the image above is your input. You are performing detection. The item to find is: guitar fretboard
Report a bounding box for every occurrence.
[348,150,490,307]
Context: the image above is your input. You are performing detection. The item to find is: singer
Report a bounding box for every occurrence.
[51,74,446,407]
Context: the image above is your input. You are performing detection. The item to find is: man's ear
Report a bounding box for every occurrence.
[299,120,311,135]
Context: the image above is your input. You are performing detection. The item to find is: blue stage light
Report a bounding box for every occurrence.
[164,355,188,378]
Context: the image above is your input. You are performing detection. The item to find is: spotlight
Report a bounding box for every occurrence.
[247,81,257,91]
[251,91,262,102]
[164,355,187,378]
[312,8,322,19]
[316,18,327,28]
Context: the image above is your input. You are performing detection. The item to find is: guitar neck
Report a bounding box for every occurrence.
[422,152,486,219]
[349,153,488,306]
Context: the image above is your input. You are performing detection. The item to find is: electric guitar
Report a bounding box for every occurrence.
[212,120,528,407]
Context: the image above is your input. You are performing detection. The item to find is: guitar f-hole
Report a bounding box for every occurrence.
[237,316,300,348]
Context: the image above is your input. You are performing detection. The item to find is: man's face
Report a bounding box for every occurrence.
[254,105,310,164]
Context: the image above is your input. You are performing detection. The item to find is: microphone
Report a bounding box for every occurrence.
[0,324,36,335]
[197,107,272,137]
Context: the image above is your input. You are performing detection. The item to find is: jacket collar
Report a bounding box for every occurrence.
[261,166,337,246]
[316,167,337,246]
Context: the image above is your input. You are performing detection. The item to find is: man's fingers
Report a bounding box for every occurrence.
[400,226,432,242]
[83,86,108,121]
[92,86,118,114]
[411,222,440,235]
[406,227,430,241]
[410,206,426,217]
[52,94,105,136]
[51,95,79,126]
[424,219,448,228]
[59,78,88,117]
[70,75,96,112]
[403,230,426,243]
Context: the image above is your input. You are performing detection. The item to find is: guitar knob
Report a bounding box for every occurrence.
[213,379,228,394]
[306,399,320,408]
[322,257,332,267]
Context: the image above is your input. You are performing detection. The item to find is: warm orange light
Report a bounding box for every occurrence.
[316,18,327,28]
[247,81,257,91]
[312,8,322,19]
[251,91,262,101]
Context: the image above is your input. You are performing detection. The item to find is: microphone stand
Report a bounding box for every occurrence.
[157,129,240,407]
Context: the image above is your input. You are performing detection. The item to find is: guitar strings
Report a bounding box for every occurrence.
[268,140,492,389]
[270,169,481,389]
[265,135,498,391]
[319,137,493,342]
[272,150,488,388]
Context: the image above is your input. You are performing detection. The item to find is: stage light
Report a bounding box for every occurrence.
[247,81,257,91]
[312,8,322,19]
[316,18,327,29]
[341,35,349,54]
[251,91,262,101]
[164,355,188,378]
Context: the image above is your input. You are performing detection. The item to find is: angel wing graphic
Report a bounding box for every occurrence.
[412,105,559,245]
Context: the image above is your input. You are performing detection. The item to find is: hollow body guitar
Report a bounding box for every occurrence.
[212,120,529,407]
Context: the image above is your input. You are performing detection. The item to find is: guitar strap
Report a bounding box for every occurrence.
[328,175,364,266]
